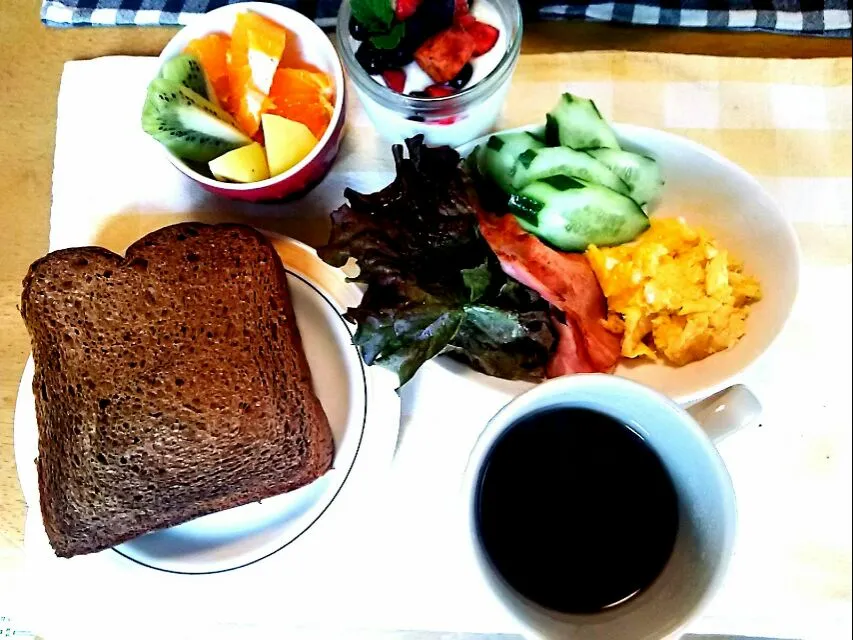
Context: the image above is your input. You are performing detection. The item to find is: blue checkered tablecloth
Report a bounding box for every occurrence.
[40,0,852,35]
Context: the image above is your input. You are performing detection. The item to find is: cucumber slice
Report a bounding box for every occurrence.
[545,93,621,151]
[478,132,545,193]
[510,146,631,195]
[588,148,663,206]
[508,175,649,252]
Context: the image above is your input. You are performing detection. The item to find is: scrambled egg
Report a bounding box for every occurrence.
[586,218,762,366]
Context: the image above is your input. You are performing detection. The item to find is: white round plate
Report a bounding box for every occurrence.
[457,124,800,404]
[14,235,400,574]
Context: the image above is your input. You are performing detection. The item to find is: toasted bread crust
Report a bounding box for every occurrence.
[21,223,333,557]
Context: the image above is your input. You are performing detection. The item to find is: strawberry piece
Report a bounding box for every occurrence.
[414,26,475,83]
[395,0,423,21]
[456,12,476,28]
[382,68,407,93]
[462,19,499,56]
[434,115,458,125]
[425,84,455,98]
[454,0,469,18]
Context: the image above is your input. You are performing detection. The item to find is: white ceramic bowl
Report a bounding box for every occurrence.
[458,124,800,404]
[156,2,346,202]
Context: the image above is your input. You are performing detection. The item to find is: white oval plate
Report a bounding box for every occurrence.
[457,124,800,404]
[14,235,400,574]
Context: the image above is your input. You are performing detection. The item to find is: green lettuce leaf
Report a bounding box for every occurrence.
[319,136,556,388]
[461,260,491,302]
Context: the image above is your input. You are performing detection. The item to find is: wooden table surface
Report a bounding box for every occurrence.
[0,0,850,597]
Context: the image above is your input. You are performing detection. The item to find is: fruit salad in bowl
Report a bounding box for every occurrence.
[144,2,345,202]
[337,0,522,146]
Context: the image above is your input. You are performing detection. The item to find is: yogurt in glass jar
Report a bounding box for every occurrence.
[337,0,522,147]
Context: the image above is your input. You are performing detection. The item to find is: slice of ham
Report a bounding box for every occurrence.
[546,312,600,376]
[475,209,621,376]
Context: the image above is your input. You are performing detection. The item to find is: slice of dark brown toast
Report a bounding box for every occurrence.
[21,223,334,558]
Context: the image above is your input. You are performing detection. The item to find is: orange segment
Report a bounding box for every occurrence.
[184,33,233,109]
[184,11,335,139]
[228,11,288,136]
[270,68,335,102]
[266,68,335,138]
[228,69,270,136]
[231,11,288,93]
[266,96,334,139]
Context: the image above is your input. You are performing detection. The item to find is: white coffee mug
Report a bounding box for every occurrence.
[461,374,761,640]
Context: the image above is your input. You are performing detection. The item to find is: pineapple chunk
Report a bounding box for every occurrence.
[262,114,318,177]
[209,142,270,183]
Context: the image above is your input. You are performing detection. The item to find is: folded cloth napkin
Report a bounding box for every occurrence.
[537,0,852,35]
[40,0,853,35]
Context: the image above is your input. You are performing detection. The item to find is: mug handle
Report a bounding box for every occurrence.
[686,384,762,444]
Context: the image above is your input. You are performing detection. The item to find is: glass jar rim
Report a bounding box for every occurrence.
[336,0,523,115]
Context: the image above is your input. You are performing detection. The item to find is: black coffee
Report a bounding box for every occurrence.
[475,407,679,614]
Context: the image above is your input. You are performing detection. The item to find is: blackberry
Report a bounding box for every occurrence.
[405,0,456,48]
[448,63,473,90]
[349,16,370,41]
[388,45,415,67]
[355,42,389,75]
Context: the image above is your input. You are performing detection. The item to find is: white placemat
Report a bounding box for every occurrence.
[12,56,852,640]
[17,56,526,640]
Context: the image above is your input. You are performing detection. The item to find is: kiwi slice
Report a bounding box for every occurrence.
[142,78,251,164]
[159,54,215,103]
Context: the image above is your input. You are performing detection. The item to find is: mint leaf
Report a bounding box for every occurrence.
[351,0,394,33]
[371,22,406,50]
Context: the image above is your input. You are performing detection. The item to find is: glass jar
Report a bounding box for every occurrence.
[337,0,523,147]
